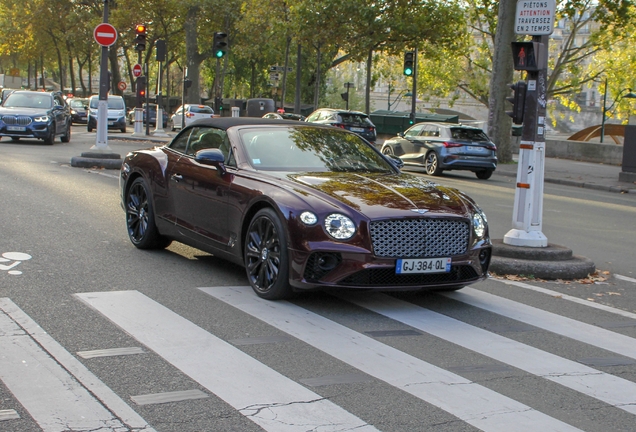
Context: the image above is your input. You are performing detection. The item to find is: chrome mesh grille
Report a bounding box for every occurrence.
[370,219,469,258]
[1,115,32,125]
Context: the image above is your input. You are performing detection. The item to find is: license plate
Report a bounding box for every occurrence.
[108,121,114,125]
[7,126,26,131]
[396,257,451,274]
[467,146,484,151]
[350,127,365,132]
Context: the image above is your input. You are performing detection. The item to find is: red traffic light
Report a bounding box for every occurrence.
[135,24,147,34]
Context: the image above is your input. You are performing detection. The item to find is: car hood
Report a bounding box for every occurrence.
[277,171,474,219]
[0,107,51,117]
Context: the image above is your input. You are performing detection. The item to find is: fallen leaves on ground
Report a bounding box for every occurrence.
[490,269,609,284]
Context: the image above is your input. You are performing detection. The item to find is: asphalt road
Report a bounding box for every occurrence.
[1,126,635,432]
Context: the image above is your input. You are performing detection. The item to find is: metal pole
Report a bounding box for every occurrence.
[153,60,168,136]
[294,44,301,115]
[182,67,187,130]
[504,34,549,247]
[94,0,111,150]
[411,47,417,122]
[601,78,608,143]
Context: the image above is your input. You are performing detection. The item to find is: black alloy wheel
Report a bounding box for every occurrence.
[125,177,171,249]
[244,208,292,300]
[425,151,443,176]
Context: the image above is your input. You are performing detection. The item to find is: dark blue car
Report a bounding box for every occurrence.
[0,90,71,145]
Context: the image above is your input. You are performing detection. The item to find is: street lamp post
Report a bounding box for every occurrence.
[600,78,636,143]
[387,84,409,110]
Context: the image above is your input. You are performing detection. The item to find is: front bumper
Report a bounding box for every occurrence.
[88,116,126,129]
[0,122,52,139]
[287,241,491,292]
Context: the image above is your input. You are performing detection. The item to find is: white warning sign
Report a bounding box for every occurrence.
[515,1,556,36]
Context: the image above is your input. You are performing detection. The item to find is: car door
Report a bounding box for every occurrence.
[53,94,68,134]
[398,124,426,161]
[167,126,232,248]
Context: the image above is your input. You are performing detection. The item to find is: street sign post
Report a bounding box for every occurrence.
[132,64,142,78]
[93,23,118,47]
[515,0,555,36]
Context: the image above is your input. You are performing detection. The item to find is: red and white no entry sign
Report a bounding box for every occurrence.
[132,64,142,78]
[94,23,118,47]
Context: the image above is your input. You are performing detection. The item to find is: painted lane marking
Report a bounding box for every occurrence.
[443,288,636,360]
[337,292,636,415]
[77,347,145,359]
[491,278,636,320]
[131,389,208,406]
[615,274,636,284]
[75,290,378,432]
[0,298,154,432]
[0,252,32,275]
[0,409,20,421]
[201,286,582,432]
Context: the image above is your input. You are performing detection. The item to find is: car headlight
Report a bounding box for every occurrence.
[324,213,356,240]
[300,211,318,225]
[34,115,49,122]
[472,211,487,239]
[71,109,77,115]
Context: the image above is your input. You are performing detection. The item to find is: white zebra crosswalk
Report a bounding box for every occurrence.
[1,284,635,432]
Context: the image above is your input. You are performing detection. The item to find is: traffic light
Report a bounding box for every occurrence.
[156,39,166,62]
[408,112,416,125]
[136,76,146,107]
[506,81,527,125]
[511,41,542,71]
[403,52,414,76]
[213,32,228,58]
[135,24,147,52]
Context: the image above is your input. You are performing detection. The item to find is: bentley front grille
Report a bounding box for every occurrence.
[370,218,469,258]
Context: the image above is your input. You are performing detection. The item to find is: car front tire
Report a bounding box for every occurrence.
[425,151,443,176]
[61,121,71,143]
[44,124,55,145]
[125,177,172,249]
[244,208,292,300]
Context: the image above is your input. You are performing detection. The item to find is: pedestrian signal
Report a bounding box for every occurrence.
[511,41,542,71]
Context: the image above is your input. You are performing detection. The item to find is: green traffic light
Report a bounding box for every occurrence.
[404,68,413,76]
[215,51,224,58]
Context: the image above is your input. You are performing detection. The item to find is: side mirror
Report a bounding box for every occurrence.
[397,132,404,138]
[195,148,226,174]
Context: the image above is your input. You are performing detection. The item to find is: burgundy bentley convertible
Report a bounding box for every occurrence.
[120,117,491,299]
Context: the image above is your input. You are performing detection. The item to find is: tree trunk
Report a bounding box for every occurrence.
[184,6,207,104]
[109,43,122,95]
[313,45,321,109]
[487,0,516,163]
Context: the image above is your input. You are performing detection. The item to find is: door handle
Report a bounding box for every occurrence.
[171,173,183,182]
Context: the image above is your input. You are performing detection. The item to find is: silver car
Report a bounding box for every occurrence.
[380,122,498,180]
[170,104,215,130]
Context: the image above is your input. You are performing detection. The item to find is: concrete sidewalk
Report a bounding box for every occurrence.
[494,156,636,194]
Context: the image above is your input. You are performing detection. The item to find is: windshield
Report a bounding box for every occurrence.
[90,97,125,110]
[241,126,394,173]
[3,93,52,109]
[70,100,87,108]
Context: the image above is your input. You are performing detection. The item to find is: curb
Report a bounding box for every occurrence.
[494,170,636,193]
[489,239,596,280]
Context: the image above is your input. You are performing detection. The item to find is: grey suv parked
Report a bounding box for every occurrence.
[380,122,497,179]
